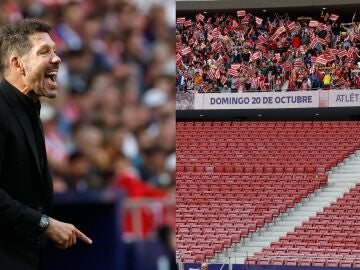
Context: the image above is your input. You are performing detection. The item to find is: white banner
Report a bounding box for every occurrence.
[194,91,320,110]
[328,90,360,107]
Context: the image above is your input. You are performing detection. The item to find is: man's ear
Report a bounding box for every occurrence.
[9,55,25,75]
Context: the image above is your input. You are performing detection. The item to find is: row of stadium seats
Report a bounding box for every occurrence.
[248,183,360,266]
[176,121,360,262]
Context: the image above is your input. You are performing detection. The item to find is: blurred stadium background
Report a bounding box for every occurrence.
[176,0,360,269]
[0,0,176,269]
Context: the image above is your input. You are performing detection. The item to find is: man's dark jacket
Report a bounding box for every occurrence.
[0,80,53,270]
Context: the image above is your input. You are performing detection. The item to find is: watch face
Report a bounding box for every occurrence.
[40,216,49,228]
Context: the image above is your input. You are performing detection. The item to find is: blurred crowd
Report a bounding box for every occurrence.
[0,0,176,203]
[176,10,360,92]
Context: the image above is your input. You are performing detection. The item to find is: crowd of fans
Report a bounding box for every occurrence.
[176,10,360,92]
[0,0,175,237]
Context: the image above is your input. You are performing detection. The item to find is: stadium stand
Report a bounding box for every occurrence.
[176,121,360,263]
[176,10,360,92]
[247,182,360,267]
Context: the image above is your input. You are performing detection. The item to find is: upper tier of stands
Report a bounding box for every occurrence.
[176,11,360,92]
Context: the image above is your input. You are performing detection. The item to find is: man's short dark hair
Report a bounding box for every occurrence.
[0,18,52,71]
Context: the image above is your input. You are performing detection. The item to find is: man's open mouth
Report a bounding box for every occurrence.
[44,70,58,82]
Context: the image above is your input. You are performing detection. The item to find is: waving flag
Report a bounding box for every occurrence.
[207,70,215,79]
[347,47,356,58]
[181,47,191,55]
[335,77,345,86]
[215,69,221,79]
[212,28,219,38]
[309,20,319,27]
[299,46,306,54]
[232,20,239,29]
[329,14,339,21]
[249,51,261,62]
[184,20,192,27]
[315,55,327,66]
[294,58,304,67]
[221,75,228,86]
[338,49,347,58]
[287,21,296,31]
[255,16,263,25]
[176,53,182,64]
[196,13,205,22]
[237,10,246,17]
[231,64,241,70]
[176,17,185,24]
[227,68,239,77]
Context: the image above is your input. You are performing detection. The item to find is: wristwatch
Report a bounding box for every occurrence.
[39,215,50,232]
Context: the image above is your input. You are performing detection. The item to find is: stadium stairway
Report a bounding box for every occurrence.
[210,150,360,264]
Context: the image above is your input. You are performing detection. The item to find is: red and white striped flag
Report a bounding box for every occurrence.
[315,55,327,66]
[237,10,246,17]
[181,47,191,55]
[299,46,306,54]
[347,47,356,58]
[255,16,263,25]
[257,34,267,44]
[176,41,182,51]
[259,79,266,90]
[212,28,219,38]
[294,58,304,67]
[309,37,326,49]
[325,54,336,62]
[221,75,228,86]
[327,48,337,56]
[183,20,192,27]
[176,53,182,64]
[232,20,239,29]
[335,77,345,86]
[241,15,251,25]
[329,14,339,21]
[249,51,261,62]
[200,43,206,50]
[309,20,319,27]
[287,21,296,31]
[276,25,286,36]
[231,64,240,70]
[207,70,215,79]
[207,33,213,42]
[214,42,222,53]
[202,83,212,93]
[311,56,317,63]
[338,49,347,58]
[176,17,185,24]
[227,68,238,77]
[188,38,194,46]
[196,13,205,22]
[215,69,221,79]
[269,21,276,32]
